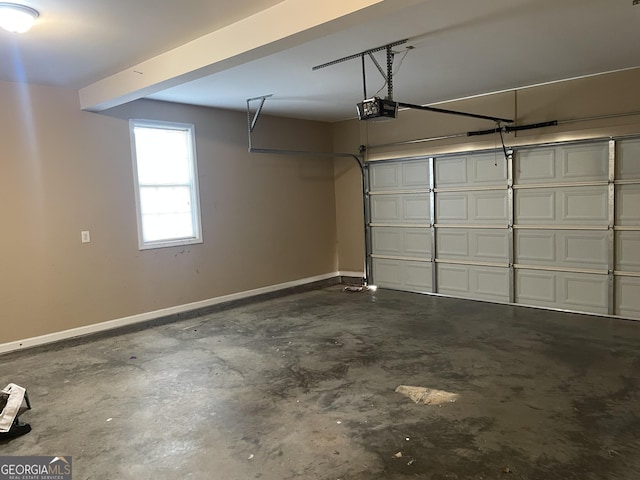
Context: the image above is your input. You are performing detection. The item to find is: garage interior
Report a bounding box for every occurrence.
[2,1,640,479]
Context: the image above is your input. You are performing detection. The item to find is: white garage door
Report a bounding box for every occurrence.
[370,159,432,293]
[434,152,510,302]
[513,143,610,314]
[615,138,640,318]
[367,136,640,320]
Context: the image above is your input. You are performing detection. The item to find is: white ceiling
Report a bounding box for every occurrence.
[2,0,640,122]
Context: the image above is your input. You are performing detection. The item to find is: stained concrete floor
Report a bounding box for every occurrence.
[2,286,640,479]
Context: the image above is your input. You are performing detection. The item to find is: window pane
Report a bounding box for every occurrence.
[134,126,191,184]
[131,120,202,249]
[141,213,194,242]
[139,186,192,215]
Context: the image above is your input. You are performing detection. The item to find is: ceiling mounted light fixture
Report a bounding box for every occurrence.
[0,3,39,33]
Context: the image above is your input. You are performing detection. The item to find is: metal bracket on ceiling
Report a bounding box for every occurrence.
[245,94,364,170]
[312,39,408,71]
[313,39,408,101]
[247,94,273,133]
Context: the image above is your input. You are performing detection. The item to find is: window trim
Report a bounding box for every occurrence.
[129,119,203,250]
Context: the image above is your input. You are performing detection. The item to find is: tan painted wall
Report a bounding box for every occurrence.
[332,119,365,275]
[333,68,640,273]
[1,82,337,344]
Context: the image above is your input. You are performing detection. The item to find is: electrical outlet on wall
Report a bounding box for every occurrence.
[81,231,91,243]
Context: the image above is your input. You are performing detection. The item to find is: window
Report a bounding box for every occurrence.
[130,119,202,249]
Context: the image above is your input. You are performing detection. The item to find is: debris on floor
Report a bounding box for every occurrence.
[0,383,32,440]
[395,385,459,405]
[343,286,366,293]
[607,448,620,457]
[394,452,403,458]
[501,466,512,474]
[343,284,377,293]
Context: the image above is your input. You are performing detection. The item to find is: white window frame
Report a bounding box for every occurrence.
[129,119,203,250]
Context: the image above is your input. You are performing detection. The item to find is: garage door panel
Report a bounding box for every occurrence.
[438,264,509,301]
[474,268,509,300]
[372,228,402,256]
[473,231,509,260]
[371,196,401,223]
[516,187,607,226]
[616,231,640,272]
[516,144,608,184]
[562,188,608,223]
[473,154,507,184]
[372,258,431,292]
[438,264,469,293]
[561,144,608,181]
[405,262,433,291]
[370,160,430,191]
[563,274,608,312]
[436,194,468,222]
[515,150,556,183]
[437,230,469,257]
[516,270,608,313]
[372,259,403,288]
[438,229,508,262]
[616,138,640,180]
[616,276,640,318]
[370,164,400,190]
[437,191,508,224]
[371,194,429,224]
[515,231,556,263]
[405,230,431,256]
[516,230,607,269]
[436,153,506,187]
[372,227,430,258]
[516,270,557,304]
[561,232,608,269]
[403,195,430,223]
[616,185,640,226]
[402,160,430,188]
[474,191,508,221]
[435,157,467,186]
[515,190,556,223]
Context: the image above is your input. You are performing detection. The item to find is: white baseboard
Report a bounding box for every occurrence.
[0,272,340,355]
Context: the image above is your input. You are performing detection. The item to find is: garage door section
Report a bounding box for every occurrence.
[370,160,432,293]
[435,152,510,302]
[367,137,640,321]
[615,139,640,318]
[513,143,611,314]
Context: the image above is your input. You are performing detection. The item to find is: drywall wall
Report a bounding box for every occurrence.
[333,119,366,276]
[333,68,640,273]
[1,82,337,344]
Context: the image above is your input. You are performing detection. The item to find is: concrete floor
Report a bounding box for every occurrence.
[2,285,640,479]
